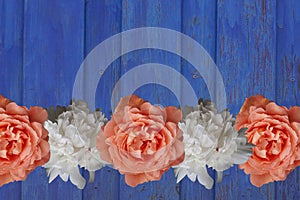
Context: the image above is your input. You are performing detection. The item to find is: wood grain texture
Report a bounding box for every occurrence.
[276,0,300,199]
[82,0,121,199]
[0,1,23,199]
[216,0,276,199]
[119,0,181,200]
[22,0,84,199]
[180,0,217,199]
[0,0,299,199]
[0,0,23,104]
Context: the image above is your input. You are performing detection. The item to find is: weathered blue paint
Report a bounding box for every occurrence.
[83,0,121,199]
[216,0,277,199]
[21,0,84,199]
[120,1,181,199]
[0,0,299,199]
[276,0,300,199]
[180,0,216,199]
[0,0,23,199]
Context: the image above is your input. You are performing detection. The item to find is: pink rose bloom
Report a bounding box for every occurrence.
[235,95,300,187]
[0,95,50,186]
[97,95,184,187]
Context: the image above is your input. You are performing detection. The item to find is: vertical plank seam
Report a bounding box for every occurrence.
[179,0,183,200]
[274,0,278,199]
[21,0,25,106]
[275,0,279,104]
[118,0,123,199]
[83,0,87,104]
[82,0,86,200]
[21,0,25,199]
[214,0,218,199]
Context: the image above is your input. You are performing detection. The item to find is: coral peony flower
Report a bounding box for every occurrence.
[97,95,184,187]
[43,100,107,189]
[0,95,50,186]
[173,100,252,189]
[236,95,300,187]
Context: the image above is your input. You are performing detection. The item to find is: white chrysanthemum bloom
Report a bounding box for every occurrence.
[43,100,107,189]
[173,100,252,189]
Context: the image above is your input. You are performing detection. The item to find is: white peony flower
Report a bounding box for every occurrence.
[43,100,107,189]
[173,100,252,189]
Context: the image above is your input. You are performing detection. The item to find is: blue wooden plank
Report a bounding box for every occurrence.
[119,0,181,199]
[0,0,23,199]
[0,0,23,104]
[215,0,276,199]
[22,0,84,199]
[1,1,299,199]
[181,0,217,100]
[180,0,217,199]
[276,1,300,199]
[82,0,122,199]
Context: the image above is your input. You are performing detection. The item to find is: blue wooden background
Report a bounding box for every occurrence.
[0,0,299,199]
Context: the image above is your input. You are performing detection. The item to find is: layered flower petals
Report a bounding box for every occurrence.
[236,95,300,187]
[96,95,184,187]
[43,100,107,189]
[0,95,50,186]
[173,100,252,189]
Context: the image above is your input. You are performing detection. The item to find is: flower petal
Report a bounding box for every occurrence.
[69,168,86,189]
[115,95,145,113]
[165,106,182,123]
[125,173,148,187]
[265,103,288,116]
[29,106,48,124]
[239,95,270,113]
[289,106,300,124]
[196,167,214,189]
[5,102,28,116]
[250,174,273,187]
[0,95,11,109]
